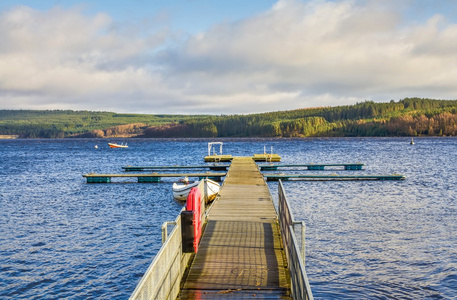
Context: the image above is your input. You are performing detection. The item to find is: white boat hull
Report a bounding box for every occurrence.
[108,143,128,148]
[205,179,220,202]
[172,181,200,201]
[172,179,220,202]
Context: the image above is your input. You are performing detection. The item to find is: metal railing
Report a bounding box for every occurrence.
[278,180,314,300]
[129,209,190,300]
[130,177,312,300]
[129,180,208,300]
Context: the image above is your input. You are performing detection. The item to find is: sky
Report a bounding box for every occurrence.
[1,0,457,114]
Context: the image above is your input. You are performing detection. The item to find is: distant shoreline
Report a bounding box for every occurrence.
[1,135,455,140]
[3,99,457,138]
[0,135,19,139]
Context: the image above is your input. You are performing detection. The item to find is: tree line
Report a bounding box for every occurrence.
[2,98,457,138]
[142,98,457,138]
[0,110,202,138]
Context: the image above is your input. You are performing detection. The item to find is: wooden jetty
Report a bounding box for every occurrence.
[252,153,282,162]
[179,157,291,299]
[204,153,281,162]
[127,151,402,299]
[264,174,405,181]
[258,163,364,171]
[204,154,234,162]
[82,172,226,183]
[122,165,230,172]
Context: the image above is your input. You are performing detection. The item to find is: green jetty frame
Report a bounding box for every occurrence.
[83,172,226,183]
[264,174,405,181]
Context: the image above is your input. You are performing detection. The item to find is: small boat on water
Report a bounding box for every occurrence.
[410,138,415,145]
[108,142,128,148]
[172,178,220,202]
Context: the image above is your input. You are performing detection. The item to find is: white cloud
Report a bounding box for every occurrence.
[159,0,457,111]
[1,1,457,114]
[0,5,173,111]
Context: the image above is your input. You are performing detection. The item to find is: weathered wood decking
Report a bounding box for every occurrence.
[180,157,291,299]
[204,154,281,162]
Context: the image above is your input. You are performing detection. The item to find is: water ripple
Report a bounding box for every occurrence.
[1,138,456,299]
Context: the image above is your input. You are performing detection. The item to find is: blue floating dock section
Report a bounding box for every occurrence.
[122,164,230,172]
[85,176,111,183]
[137,176,161,183]
[258,163,364,171]
[264,174,405,181]
[86,162,403,183]
[83,172,226,183]
[122,163,364,172]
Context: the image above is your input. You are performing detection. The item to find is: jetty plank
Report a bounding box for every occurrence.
[204,155,234,162]
[204,154,281,162]
[179,157,291,299]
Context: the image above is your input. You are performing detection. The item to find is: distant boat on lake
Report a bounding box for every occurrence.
[108,142,128,148]
[410,138,415,145]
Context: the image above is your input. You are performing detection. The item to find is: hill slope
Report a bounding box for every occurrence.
[142,98,457,137]
[0,110,205,138]
[2,98,457,138]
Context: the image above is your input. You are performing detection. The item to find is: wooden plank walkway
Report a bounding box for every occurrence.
[180,157,291,299]
[204,154,281,162]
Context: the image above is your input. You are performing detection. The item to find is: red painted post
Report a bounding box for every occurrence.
[186,187,202,253]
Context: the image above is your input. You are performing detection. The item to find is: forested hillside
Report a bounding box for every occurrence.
[0,110,204,138]
[2,98,457,138]
[142,98,457,137]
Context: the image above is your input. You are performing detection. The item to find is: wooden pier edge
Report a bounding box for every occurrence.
[179,157,292,299]
[124,153,405,299]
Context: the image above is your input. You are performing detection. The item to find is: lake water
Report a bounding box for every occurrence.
[0,138,455,299]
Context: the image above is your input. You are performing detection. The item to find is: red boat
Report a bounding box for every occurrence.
[108,142,128,148]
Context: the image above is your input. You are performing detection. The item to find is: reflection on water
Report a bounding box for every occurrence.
[1,138,456,299]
